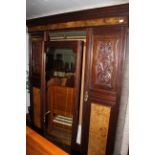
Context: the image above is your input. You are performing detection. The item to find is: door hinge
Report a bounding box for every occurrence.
[84,91,89,102]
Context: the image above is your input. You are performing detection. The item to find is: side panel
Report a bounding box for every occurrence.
[29,32,45,130]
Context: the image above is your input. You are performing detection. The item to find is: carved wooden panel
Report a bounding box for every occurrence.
[87,103,111,155]
[32,41,42,75]
[95,40,114,88]
[91,33,120,91]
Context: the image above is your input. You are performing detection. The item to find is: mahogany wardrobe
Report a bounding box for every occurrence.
[26,4,129,155]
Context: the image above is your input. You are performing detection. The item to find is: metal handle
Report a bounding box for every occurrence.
[43,111,51,123]
[84,91,89,102]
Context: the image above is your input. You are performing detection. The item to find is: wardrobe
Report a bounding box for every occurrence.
[26,4,129,155]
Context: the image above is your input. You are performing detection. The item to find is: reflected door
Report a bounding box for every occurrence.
[44,41,83,152]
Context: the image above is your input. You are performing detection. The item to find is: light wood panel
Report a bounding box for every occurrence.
[87,103,111,155]
[26,126,69,155]
[79,41,86,125]
[48,85,75,117]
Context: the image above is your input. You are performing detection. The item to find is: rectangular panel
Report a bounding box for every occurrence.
[32,41,42,76]
[90,29,122,92]
[28,16,128,32]
[33,87,41,128]
[88,103,111,155]
[48,85,75,117]
[92,37,118,90]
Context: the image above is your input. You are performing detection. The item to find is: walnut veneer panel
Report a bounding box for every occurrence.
[28,16,128,32]
[33,87,41,128]
[26,126,69,155]
[88,103,111,155]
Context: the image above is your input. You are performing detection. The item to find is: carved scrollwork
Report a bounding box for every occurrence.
[95,41,114,88]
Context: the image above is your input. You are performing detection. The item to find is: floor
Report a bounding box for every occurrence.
[26,114,79,154]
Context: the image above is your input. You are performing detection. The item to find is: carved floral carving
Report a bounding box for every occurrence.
[95,41,114,88]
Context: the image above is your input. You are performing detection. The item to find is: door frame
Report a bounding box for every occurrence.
[43,40,84,151]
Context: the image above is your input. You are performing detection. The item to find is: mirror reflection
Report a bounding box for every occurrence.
[45,47,76,152]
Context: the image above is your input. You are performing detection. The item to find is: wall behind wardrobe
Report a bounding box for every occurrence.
[26,29,30,113]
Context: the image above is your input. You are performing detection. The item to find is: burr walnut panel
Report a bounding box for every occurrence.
[87,103,111,155]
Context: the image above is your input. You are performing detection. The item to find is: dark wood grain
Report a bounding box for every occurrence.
[28,16,128,32]
[106,28,128,155]
[71,41,83,152]
[81,28,93,155]
[29,32,44,129]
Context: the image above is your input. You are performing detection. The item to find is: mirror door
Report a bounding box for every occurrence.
[44,41,83,153]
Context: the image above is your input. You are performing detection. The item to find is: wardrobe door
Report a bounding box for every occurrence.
[29,32,45,130]
[44,41,84,153]
[82,27,128,155]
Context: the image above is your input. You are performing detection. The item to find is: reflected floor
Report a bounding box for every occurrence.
[45,126,72,153]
